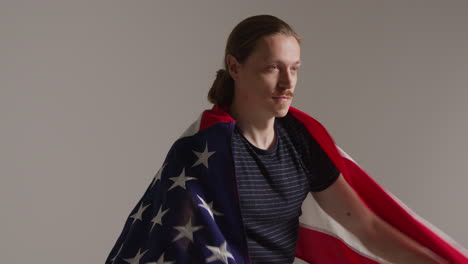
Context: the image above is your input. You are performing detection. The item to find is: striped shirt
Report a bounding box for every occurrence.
[232,113,340,264]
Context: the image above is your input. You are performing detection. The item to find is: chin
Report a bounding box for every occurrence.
[274,106,290,118]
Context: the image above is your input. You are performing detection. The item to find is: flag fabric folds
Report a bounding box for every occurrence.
[105,105,468,264]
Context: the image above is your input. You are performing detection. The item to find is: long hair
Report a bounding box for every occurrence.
[207,15,301,107]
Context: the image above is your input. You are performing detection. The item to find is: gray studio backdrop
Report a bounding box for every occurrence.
[1,1,467,263]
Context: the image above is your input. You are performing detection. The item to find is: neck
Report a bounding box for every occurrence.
[229,103,276,150]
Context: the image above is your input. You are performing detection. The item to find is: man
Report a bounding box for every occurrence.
[106,15,465,263]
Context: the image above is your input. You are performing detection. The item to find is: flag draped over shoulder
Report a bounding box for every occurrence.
[105,105,468,264]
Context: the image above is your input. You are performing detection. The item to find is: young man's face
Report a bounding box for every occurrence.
[229,34,301,119]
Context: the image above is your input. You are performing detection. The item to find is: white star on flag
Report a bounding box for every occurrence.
[192,143,216,168]
[145,252,174,264]
[110,243,123,263]
[206,241,234,264]
[129,203,150,225]
[168,168,196,191]
[123,248,148,264]
[150,205,170,232]
[197,194,223,220]
[172,217,203,242]
[151,163,167,188]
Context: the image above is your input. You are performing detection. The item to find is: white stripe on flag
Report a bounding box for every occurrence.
[299,191,390,264]
[337,145,468,257]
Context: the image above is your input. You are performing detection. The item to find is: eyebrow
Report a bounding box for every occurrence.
[266,59,302,65]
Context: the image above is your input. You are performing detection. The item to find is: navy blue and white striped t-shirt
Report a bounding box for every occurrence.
[232,113,340,264]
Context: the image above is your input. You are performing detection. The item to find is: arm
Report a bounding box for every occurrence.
[312,173,447,264]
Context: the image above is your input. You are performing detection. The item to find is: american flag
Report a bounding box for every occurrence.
[105,105,468,264]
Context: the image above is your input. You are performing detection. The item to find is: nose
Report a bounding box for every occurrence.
[278,69,294,90]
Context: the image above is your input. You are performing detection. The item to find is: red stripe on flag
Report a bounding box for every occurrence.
[296,226,381,264]
[200,105,235,132]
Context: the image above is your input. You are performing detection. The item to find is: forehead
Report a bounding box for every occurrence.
[248,34,301,64]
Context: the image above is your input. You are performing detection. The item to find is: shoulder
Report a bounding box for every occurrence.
[165,118,235,166]
[277,112,317,144]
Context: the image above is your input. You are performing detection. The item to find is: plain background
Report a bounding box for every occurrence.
[1,1,467,263]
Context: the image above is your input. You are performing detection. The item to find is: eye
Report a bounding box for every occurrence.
[268,65,278,70]
[291,67,301,74]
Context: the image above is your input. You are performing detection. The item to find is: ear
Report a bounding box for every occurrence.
[226,54,241,81]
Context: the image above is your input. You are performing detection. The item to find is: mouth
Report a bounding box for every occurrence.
[272,96,291,101]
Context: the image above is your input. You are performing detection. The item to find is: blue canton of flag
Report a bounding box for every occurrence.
[105,122,248,264]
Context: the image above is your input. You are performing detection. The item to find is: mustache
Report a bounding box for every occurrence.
[272,91,294,97]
